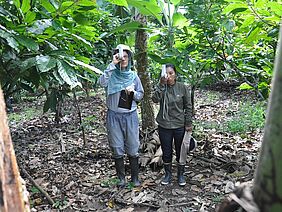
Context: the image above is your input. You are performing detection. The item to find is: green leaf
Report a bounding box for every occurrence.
[36,56,56,72]
[268,2,282,16]
[41,0,56,13]
[14,35,39,51]
[239,82,253,90]
[57,60,82,89]
[127,0,162,25]
[222,3,248,14]
[72,59,103,75]
[21,57,37,70]
[43,90,57,113]
[170,0,181,5]
[0,29,19,52]
[245,26,260,44]
[20,82,34,93]
[105,0,128,7]
[13,0,21,9]
[239,15,255,29]
[61,1,74,9]
[24,11,36,23]
[172,12,189,28]
[21,0,31,13]
[78,0,97,6]
[73,13,89,25]
[109,21,143,34]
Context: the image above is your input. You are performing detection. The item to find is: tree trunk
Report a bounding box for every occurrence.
[253,24,282,211]
[135,14,156,131]
[0,88,29,212]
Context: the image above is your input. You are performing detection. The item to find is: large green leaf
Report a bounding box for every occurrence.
[0,28,19,52]
[14,35,39,51]
[57,60,82,89]
[72,59,103,75]
[127,0,162,24]
[20,82,34,93]
[245,26,261,44]
[239,15,255,30]
[21,57,37,70]
[170,0,181,5]
[222,3,249,14]
[105,0,128,7]
[36,56,57,72]
[78,0,97,6]
[40,0,56,13]
[43,90,57,113]
[268,2,282,16]
[21,0,31,13]
[24,11,36,23]
[172,13,189,28]
[109,21,143,34]
[13,0,21,9]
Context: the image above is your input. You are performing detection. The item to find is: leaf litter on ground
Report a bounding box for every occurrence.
[9,88,264,211]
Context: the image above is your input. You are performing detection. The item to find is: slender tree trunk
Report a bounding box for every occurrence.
[135,14,155,131]
[0,88,29,212]
[253,24,282,211]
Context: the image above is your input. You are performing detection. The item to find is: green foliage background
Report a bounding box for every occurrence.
[0,0,281,111]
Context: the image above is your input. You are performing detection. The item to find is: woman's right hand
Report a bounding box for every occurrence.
[112,53,120,65]
[160,76,168,85]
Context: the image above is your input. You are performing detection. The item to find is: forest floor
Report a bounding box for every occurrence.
[9,86,265,212]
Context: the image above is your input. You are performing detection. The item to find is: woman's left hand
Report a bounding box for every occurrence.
[185,125,192,132]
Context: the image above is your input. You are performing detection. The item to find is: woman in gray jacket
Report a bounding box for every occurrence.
[152,64,192,186]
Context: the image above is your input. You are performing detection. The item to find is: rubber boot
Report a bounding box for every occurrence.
[177,164,186,186]
[114,157,126,187]
[129,156,141,187]
[161,163,172,185]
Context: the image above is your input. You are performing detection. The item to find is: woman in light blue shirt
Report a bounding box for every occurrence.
[98,44,144,187]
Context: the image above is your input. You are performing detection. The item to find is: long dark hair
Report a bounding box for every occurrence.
[165,63,176,72]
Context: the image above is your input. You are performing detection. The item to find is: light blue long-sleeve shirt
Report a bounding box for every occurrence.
[98,63,144,113]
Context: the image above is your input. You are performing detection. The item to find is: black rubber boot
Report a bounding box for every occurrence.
[177,164,186,187]
[161,163,172,185]
[114,157,126,187]
[129,156,141,187]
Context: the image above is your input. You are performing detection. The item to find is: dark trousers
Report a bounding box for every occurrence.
[158,126,185,163]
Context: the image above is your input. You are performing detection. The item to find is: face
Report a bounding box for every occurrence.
[166,67,176,85]
[120,51,129,70]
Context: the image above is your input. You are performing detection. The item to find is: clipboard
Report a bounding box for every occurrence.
[118,90,134,109]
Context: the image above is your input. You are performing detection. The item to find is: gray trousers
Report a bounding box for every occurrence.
[106,109,140,158]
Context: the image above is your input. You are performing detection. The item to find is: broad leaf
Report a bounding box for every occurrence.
[57,60,82,89]
[127,0,162,25]
[15,35,39,51]
[239,82,253,90]
[72,59,103,75]
[105,0,128,7]
[41,0,56,13]
[21,0,31,13]
[0,29,19,52]
[13,0,21,9]
[170,0,181,5]
[268,2,282,16]
[172,13,189,28]
[109,21,143,34]
[239,15,255,30]
[24,11,36,23]
[20,82,34,93]
[36,55,57,72]
[245,26,261,44]
[222,3,248,14]
[43,90,57,113]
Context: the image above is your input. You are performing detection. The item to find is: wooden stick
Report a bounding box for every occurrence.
[21,168,55,206]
